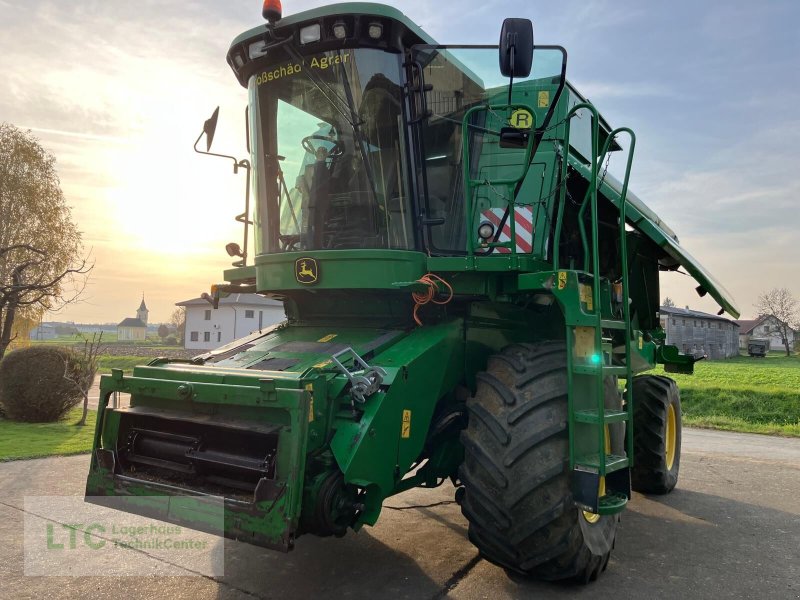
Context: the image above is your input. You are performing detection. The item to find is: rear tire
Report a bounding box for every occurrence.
[459,341,618,582]
[630,375,681,494]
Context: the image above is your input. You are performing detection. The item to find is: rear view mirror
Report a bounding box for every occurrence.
[203,106,220,151]
[499,18,533,78]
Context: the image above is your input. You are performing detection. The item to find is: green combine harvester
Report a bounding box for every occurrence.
[86,1,739,581]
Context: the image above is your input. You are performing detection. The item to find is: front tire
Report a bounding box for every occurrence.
[630,375,681,494]
[459,341,617,582]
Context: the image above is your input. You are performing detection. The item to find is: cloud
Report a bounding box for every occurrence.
[579,81,677,101]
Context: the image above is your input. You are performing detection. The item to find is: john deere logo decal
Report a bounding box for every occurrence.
[295,258,319,285]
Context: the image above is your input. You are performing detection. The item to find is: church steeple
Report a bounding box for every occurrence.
[136,294,149,325]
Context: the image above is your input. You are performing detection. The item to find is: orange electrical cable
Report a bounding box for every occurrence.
[412,273,454,326]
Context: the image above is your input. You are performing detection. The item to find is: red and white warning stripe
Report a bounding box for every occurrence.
[481,206,534,253]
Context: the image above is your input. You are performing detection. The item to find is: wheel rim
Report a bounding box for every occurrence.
[582,476,605,524]
[665,403,677,470]
[582,425,611,524]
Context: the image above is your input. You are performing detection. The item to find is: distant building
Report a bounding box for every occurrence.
[659,305,740,359]
[176,294,284,351]
[29,323,56,340]
[117,297,149,342]
[735,315,796,352]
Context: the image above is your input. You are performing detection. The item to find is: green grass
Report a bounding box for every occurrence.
[96,354,150,374]
[30,333,178,346]
[650,353,800,437]
[0,408,97,461]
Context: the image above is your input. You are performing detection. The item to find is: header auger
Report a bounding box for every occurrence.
[86,2,738,582]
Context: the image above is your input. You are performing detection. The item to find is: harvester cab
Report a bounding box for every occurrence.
[86,2,740,582]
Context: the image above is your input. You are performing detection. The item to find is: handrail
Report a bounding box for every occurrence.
[552,102,600,276]
[553,105,641,476]
[461,103,536,256]
[600,127,637,462]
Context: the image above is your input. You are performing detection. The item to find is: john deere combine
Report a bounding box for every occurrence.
[86,2,739,581]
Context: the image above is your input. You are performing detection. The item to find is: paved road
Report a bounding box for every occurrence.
[1,428,798,599]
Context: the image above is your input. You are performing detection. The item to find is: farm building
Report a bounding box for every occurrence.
[177,293,284,351]
[735,315,797,353]
[659,305,740,359]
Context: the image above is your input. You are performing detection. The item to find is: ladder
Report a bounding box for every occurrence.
[555,103,637,515]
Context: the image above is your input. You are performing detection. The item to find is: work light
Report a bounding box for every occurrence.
[300,23,321,44]
[332,22,347,39]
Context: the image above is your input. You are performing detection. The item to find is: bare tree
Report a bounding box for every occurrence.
[170,307,186,344]
[0,124,92,359]
[662,297,675,308]
[63,332,103,426]
[755,288,798,357]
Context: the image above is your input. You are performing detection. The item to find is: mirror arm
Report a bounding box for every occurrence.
[193,131,243,173]
[507,44,515,106]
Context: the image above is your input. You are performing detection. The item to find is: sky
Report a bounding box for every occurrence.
[1,0,798,323]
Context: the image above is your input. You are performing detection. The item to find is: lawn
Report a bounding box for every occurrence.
[96,354,150,374]
[0,408,97,461]
[650,353,800,437]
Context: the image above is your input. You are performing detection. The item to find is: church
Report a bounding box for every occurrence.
[117,296,149,342]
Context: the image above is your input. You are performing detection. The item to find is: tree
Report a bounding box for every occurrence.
[755,288,799,357]
[170,307,186,344]
[157,323,169,341]
[662,297,675,308]
[63,332,103,426]
[0,123,91,360]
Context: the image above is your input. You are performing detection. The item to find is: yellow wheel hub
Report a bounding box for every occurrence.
[665,403,677,470]
[582,425,611,524]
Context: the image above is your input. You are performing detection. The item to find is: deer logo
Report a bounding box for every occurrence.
[295,258,319,284]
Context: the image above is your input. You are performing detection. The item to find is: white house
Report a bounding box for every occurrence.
[735,315,797,353]
[177,293,285,351]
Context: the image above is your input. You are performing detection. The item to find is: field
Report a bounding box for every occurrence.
[651,353,800,437]
[0,408,97,461]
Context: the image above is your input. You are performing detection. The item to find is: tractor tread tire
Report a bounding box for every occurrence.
[630,375,681,494]
[459,341,617,582]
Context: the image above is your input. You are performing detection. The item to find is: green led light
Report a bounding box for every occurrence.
[590,353,601,364]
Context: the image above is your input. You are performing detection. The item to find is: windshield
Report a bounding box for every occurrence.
[410,46,566,255]
[248,48,413,254]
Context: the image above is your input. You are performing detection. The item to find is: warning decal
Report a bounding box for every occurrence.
[480,206,534,254]
[401,409,412,439]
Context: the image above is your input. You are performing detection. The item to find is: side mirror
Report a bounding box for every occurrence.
[499,18,533,78]
[203,106,220,151]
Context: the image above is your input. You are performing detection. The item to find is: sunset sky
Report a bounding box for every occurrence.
[2,0,798,323]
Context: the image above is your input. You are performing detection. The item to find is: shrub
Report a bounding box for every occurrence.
[165,335,177,346]
[0,346,89,422]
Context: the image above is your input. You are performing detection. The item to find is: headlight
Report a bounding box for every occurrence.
[478,221,495,241]
[332,22,347,39]
[300,23,321,44]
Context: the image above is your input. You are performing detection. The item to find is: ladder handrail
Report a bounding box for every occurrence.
[552,102,600,276]
[599,127,637,463]
[555,104,639,483]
